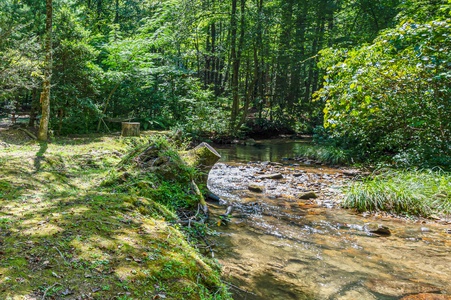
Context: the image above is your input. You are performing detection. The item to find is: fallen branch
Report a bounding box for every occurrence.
[42,282,62,300]
[191,180,209,217]
[221,205,234,217]
[18,127,37,140]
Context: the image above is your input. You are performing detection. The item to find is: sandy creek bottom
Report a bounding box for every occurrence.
[206,142,451,300]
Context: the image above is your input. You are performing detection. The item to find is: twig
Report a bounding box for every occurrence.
[53,246,68,264]
[42,282,62,300]
[194,203,201,218]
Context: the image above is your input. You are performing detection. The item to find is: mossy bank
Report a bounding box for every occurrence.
[0,131,231,300]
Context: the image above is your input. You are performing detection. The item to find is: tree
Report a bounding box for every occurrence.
[316,0,451,164]
[38,0,53,141]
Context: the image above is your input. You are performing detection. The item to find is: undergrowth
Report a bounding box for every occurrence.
[343,169,451,218]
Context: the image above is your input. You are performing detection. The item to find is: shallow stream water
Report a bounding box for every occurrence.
[207,140,451,300]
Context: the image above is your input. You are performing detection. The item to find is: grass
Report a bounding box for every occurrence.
[294,144,351,165]
[0,131,231,300]
[343,168,451,218]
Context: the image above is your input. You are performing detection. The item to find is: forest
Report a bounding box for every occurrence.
[1,0,451,299]
[0,0,449,165]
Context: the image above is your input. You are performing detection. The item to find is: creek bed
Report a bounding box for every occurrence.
[208,141,451,300]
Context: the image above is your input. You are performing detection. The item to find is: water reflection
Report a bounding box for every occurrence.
[214,139,311,163]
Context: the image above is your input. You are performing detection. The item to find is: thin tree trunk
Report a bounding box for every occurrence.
[97,83,120,131]
[231,0,246,132]
[38,0,52,141]
[28,88,38,127]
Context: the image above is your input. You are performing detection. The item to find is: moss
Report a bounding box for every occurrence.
[0,133,231,300]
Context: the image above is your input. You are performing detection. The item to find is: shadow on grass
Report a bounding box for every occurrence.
[0,153,228,299]
[34,142,48,172]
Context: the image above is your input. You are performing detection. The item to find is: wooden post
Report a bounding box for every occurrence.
[121,122,140,137]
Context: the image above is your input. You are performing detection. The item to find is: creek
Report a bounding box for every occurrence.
[207,140,451,300]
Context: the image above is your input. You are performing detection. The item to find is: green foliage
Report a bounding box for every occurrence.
[0,0,41,106]
[107,135,199,210]
[51,3,102,134]
[171,90,230,139]
[243,117,295,138]
[0,0,439,146]
[316,0,451,165]
[343,169,451,217]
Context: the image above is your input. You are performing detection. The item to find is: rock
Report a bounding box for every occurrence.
[248,184,264,193]
[367,224,391,236]
[259,173,283,180]
[400,293,451,300]
[298,191,318,199]
[245,138,256,146]
[342,170,360,176]
[420,227,431,232]
[183,142,221,183]
[366,279,440,298]
[293,171,305,177]
[206,193,221,202]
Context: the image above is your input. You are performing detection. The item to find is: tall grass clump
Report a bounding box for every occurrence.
[295,144,351,165]
[343,169,451,218]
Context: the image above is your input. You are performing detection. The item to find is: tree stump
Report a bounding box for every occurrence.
[121,122,140,137]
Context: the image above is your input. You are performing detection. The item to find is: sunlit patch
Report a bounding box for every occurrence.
[114,265,149,282]
[0,267,10,284]
[95,236,119,251]
[0,135,229,298]
[114,230,143,249]
[70,238,110,261]
[66,205,90,216]
[21,222,63,236]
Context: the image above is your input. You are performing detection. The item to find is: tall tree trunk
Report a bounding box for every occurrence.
[114,0,119,24]
[230,0,239,128]
[38,0,52,141]
[275,0,293,112]
[230,0,246,131]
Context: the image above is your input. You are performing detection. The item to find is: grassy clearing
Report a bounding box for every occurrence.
[0,132,230,300]
[294,144,351,165]
[343,169,451,218]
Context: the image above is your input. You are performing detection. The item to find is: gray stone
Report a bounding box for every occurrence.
[259,173,283,180]
[248,184,264,193]
[293,172,305,177]
[298,191,318,199]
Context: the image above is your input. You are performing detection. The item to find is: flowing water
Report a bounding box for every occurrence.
[207,141,451,300]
